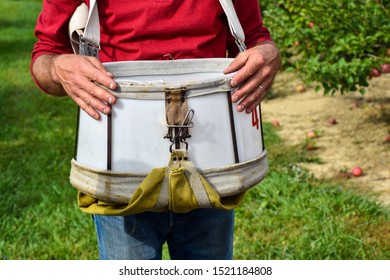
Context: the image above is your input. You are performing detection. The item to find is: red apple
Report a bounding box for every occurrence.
[385,135,390,143]
[306,142,316,151]
[293,40,300,47]
[351,166,363,177]
[370,68,381,78]
[307,130,317,138]
[271,120,280,127]
[381,64,390,74]
[308,22,315,28]
[296,84,306,93]
[328,117,337,125]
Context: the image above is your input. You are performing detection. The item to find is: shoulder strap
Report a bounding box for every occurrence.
[82,0,100,47]
[218,0,247,51]
[69,0,247,55]
[68,3,89,54]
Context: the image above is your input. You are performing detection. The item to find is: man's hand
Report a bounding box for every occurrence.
[224,42,282,113]
[33,54,117,120]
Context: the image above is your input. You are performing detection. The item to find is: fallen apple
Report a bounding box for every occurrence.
[385,135,390,143]
[328,117,337,125]
[370,68,381,78]
[306,142,316,151]
[351,166,363,177]
[381,64,390,74]
[271,120,280,127]
[307,130,317,138]
[296,85,306,93]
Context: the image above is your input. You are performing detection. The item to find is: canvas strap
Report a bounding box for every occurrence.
[69,0,247,55]
[219,0,247,51]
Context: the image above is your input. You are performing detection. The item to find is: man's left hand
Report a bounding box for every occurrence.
[224,42,282,113]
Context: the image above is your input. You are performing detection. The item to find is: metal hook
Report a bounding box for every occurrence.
[174,109,194,142]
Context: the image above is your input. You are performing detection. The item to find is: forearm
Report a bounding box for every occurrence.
[32,54,67,97]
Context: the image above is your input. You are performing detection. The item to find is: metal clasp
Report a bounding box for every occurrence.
[79,37,100,58]
[165,109,195,152]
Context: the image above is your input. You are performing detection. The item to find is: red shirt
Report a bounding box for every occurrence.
[32,0,271,63]
[31,0,272,92]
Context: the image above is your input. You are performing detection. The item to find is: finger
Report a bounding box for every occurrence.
[230,53,265,88]
[243,84,269,114]
[236,81,269,113]
[82,57,118,104]
[75,89,113,120]
[223,52,248,75]
[233,62,275,102]
[88,57,115,78]
[65,81,113,120]
[231,69,264,103]
[68,67,116,108]
[83,78,116,109]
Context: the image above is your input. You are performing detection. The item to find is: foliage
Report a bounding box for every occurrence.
[261,0,390,94]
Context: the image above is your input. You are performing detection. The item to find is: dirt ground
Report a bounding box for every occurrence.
[262,72,390,207]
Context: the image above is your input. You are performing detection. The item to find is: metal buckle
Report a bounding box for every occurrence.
[79,37,100,57]
[165,109,195,153]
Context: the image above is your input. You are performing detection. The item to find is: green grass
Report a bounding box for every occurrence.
[1,0,389,260]
[0,0,98,260]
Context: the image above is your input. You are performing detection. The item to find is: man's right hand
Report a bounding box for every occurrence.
[33,54,117,120]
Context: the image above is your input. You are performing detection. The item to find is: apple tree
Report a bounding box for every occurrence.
[261,0,390,94]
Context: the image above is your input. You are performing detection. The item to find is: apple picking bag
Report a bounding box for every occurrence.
[68,0,269,215]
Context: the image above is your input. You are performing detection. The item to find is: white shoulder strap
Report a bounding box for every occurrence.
[219,0,247,51]
[69,0,246,55]
[82,0,100,47]
[68,3,89,54]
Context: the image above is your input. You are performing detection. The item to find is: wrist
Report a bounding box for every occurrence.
[49,54,61,84]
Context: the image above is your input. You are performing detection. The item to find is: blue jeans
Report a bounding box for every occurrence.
[92,208,234,260]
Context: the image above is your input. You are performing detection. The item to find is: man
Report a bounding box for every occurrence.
[31,0,281,260]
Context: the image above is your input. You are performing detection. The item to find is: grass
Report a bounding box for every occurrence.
[0,0,98,259]
[1,0,389,260]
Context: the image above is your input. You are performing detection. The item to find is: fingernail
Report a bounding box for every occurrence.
[231,79,237,87]
[232,95,239,103]
[108,97,113,104]
[109,82,115,90]
[106,71,114,77]
[102,107,107,114]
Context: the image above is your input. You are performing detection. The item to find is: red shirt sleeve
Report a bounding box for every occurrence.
[31,1,82,61]
[30,0,82,91]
